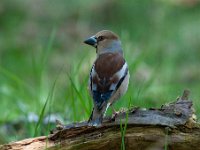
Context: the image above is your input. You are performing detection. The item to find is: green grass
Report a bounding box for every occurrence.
[120,97,132,150]
[34,28,57,137]
[0,0,200,144]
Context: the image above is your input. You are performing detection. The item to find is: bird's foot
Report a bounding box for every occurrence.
[111,112,118,121]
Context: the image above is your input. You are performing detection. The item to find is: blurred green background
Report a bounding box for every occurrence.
[0,0,200,143]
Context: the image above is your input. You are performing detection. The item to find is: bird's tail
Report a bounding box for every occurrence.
[88,108,103,126]
[88,102,111,126]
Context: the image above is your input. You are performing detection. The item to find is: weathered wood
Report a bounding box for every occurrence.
[0,136,54,150]
[1,90,199,150]
[1,125,200,150]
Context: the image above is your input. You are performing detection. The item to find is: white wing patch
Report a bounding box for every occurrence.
[90,62,128,92]
[109,62,128,91]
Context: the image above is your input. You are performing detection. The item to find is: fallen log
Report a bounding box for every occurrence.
[1,90,199,150]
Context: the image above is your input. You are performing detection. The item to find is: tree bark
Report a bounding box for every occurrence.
[1,90,199,150]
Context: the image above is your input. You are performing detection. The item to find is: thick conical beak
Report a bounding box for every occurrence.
[84,36,97,48]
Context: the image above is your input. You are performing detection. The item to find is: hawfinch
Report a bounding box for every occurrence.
[84,30,129,126]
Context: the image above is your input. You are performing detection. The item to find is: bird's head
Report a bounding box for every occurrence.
[84,30,122,55]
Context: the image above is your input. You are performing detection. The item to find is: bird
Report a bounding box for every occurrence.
[84,30,129,126]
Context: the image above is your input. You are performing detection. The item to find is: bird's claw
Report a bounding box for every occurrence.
[111,111,120,121]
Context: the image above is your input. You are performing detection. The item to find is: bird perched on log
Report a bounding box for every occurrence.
[84,30,129,126]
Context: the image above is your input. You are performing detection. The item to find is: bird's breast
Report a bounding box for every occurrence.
[94,52,125,79]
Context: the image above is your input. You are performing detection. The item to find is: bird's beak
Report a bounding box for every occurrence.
[84,36,97,48]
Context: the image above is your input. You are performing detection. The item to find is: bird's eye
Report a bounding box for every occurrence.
[97,36,104,41]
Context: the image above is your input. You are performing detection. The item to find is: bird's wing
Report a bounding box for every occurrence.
[89,52,128,111]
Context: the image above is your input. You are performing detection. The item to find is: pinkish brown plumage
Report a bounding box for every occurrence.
[94,52,125,79]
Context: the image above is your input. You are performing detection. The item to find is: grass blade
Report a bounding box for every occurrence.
[67,73,90,115]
